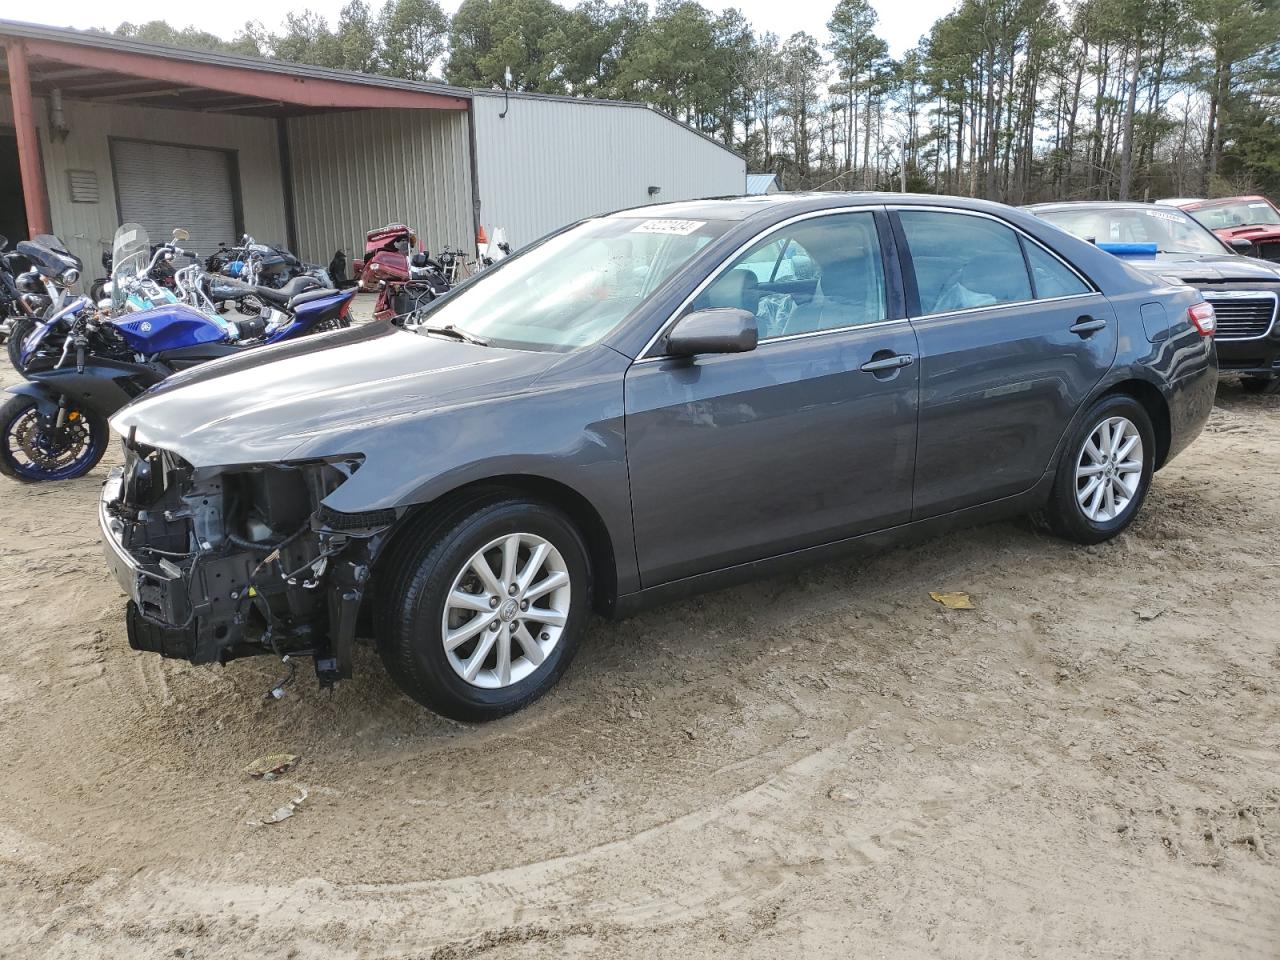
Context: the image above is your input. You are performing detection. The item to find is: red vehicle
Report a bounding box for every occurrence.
[354,223,416,292]
[1172,196,1280,262]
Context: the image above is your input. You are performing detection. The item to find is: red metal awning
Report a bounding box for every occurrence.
[1,25,470,118]
[1,20,474,236]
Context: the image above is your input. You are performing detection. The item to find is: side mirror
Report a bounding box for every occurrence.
[172,228,190,242]
[665,308,758,357]
[1229,237,1253,252]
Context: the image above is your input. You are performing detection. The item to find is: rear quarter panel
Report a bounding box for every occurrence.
[1103,282,1216,466]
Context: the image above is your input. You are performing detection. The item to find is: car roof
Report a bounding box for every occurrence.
[1025,201,1186,214]
[608,191,1055,223]
[1180,195,1270,209]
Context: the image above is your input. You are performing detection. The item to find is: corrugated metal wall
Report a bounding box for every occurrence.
[470,95,746,247]
[286,108,473,266]
[0,96,287,278]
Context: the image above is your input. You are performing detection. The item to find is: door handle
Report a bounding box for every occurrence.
[1069,316,1107,337]
[860,353,914,373]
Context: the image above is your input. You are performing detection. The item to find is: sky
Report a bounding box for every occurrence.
[17,0,958,58]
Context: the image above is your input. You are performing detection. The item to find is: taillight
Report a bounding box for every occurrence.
[1188,302,1216,336]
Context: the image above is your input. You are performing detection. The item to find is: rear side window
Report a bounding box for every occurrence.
[899,211,1032,315]
[1024,242,1091,298]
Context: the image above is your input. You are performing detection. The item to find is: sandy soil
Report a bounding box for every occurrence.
[1,363,1278,960]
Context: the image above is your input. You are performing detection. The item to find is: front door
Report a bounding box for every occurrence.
[624,209,920,587]
[894,207,1118,518]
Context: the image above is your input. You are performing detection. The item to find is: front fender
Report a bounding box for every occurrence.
[5,380,62,416]
[19,359,160,421]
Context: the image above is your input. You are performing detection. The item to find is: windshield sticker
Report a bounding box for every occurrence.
[631,219,706,236]
[117,229,139,246]
[1249,202,1269,208]
[1143,209,1183,222]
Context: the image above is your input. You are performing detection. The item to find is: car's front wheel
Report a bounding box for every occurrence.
[1042,394,1154,544]
[376,496,591,721]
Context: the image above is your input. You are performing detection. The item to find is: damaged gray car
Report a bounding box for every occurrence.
[101,194,1217,721]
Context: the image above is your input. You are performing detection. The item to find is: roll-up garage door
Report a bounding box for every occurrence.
[112,140,239,256]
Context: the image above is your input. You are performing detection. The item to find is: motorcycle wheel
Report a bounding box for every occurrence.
[6,316,35,378]
[0,394,110,482]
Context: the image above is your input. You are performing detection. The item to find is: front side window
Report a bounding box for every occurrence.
[689,211,887,339]
[420,216,734,351]
[899,211,1032,315]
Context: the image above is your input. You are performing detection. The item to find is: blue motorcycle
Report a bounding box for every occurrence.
[0,231,354,482]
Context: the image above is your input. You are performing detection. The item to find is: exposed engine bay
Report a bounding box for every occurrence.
[100,435,394,686]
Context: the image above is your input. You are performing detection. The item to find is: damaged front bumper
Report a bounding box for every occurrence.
[99,442,393,683]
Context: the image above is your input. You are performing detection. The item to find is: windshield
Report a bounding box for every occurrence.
[1187,199,1280,230]
[1037,207,1228,255]
[111,223,151,310]
[418,216,734,351]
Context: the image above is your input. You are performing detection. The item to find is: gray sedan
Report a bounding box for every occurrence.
[101,193,1217,720]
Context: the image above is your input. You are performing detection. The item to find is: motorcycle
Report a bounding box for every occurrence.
[354,223,416,292]
[0,236,40,360]
[5,233,77,373]
[104,225,210,315]
[477,228,511,271]
[375,250,452,323]
[0,226,355,482]
[209,235,331,291]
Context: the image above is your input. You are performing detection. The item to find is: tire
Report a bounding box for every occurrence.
[375,496,592,721]
[1240,375,1280,395]
[1041,394,1155,545]
[7,315,35,377]
[0,394,110,482]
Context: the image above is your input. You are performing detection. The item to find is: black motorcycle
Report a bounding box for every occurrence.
[208,235,331,291]
[0,235,33,338]
[397,252,453,315]
[5,234,75,373]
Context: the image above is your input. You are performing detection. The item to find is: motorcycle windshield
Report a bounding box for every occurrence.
[111,223,151,311]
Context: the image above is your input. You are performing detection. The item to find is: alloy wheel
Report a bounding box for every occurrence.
[441,533,572,689]
[1075,415,1144,523]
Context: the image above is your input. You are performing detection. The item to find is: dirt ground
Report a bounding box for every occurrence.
[1,362,1278,960]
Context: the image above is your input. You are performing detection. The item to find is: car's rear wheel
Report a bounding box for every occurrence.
[376,497,591,721]
[1042,394,1154,544]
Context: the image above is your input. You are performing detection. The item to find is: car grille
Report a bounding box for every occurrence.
[1203,293,1277,340]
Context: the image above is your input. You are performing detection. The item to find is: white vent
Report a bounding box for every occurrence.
[67,169,98,203]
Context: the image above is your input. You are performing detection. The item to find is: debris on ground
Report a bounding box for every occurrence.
[243,753,299,780]
[1134,604,1167,621]
[930,591,975,610]
[249,787,309,827]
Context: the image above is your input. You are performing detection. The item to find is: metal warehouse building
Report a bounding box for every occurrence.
[0,20,745,275]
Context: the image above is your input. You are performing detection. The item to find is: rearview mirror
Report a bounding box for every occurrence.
[1229,237,1253,252]
[665,308,758,357]
[172,228,190,242]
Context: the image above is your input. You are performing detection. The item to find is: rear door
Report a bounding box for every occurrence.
[624,209,920,587]
[894,207,1117,518]
[111,140,240,254]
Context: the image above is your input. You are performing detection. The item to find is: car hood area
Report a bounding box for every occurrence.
[1215,224,1280,243]
[110,323,573,468]
[1117,251,1280,284]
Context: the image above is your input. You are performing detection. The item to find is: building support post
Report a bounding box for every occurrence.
[5,41,51,236]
